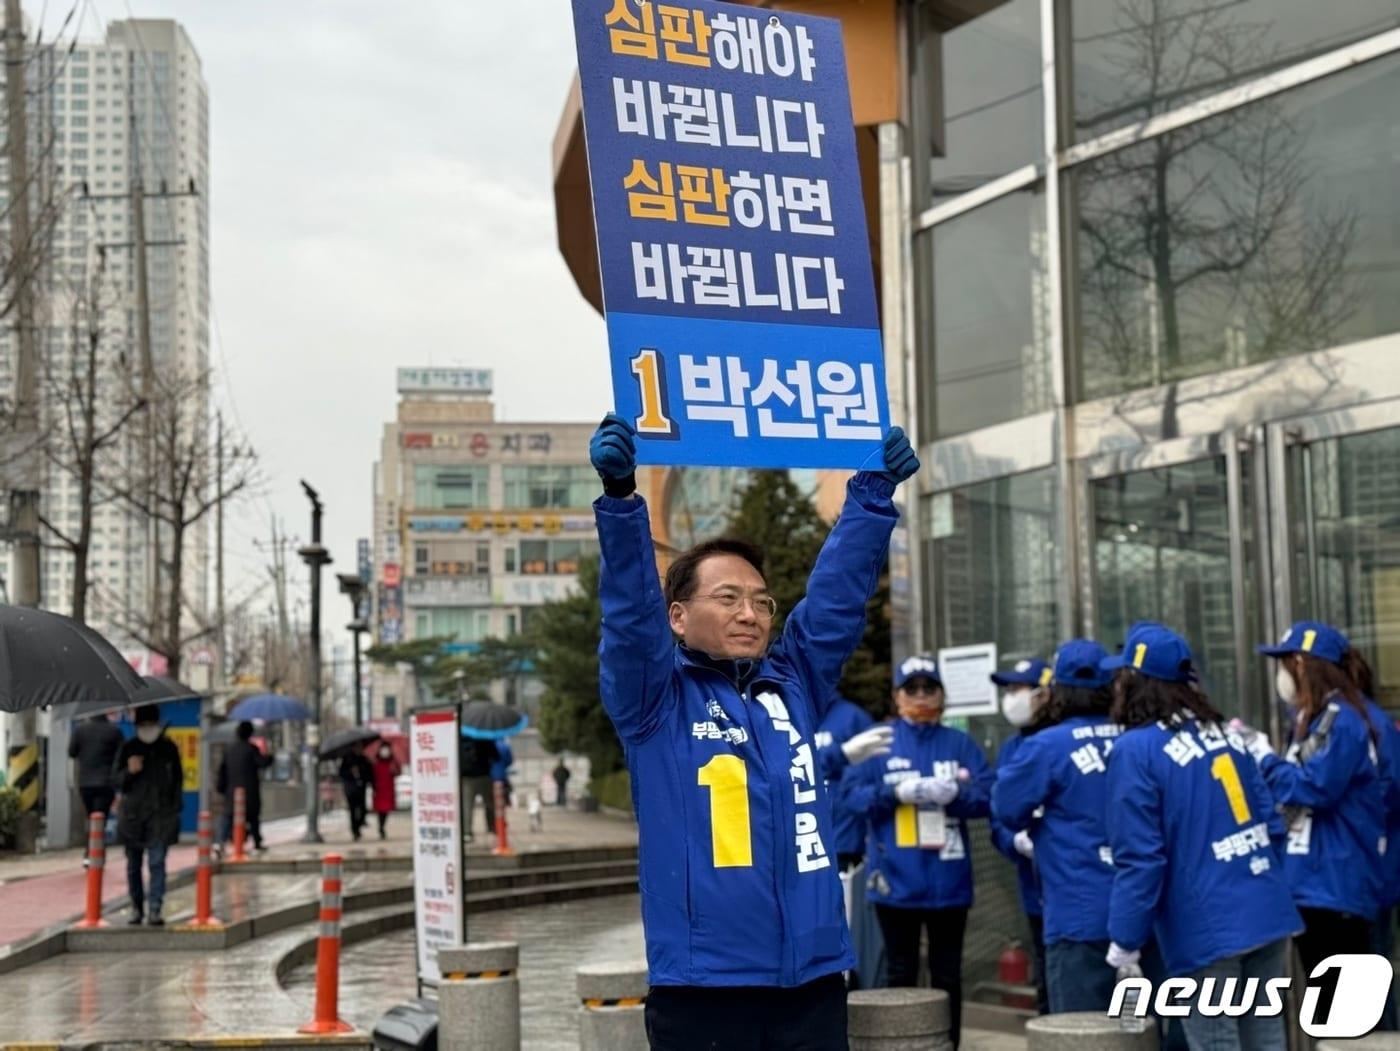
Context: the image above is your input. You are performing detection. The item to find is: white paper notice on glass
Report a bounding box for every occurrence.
[937,642,999,718]
[917,807,947,850]
[410,708,464,987]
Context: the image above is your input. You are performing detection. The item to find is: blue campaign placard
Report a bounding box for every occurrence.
[570,0,888,469]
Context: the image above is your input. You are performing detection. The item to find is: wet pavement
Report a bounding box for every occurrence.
[285,893,647,1048]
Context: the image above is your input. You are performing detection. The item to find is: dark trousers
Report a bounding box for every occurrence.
[1045,938,1118,1014]
[345,786,367,838]
[79,788,115,859]
[125,841,168,913]
[645,973,847,1051]
[1026,912,1050,1015]
[1296,906,1372,980]
[875,904,967,1048]
[376,811,389,837]
[464,775,496,836]
[1369,906,1398,1031]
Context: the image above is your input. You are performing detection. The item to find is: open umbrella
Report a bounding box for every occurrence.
[459,699,529,741]
[318,726,381,761]
[62,674,205,722]
[227,693,309,722]
[0,606,146,712]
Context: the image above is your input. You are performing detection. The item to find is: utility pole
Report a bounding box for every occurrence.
[215,412,225,686]
[336,573,368,727]
[129,102,160,639]
[298,481,331,843]
[5,0,43,839]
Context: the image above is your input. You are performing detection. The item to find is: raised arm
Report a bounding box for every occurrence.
[591,414,676,745]
[771,429,917,720]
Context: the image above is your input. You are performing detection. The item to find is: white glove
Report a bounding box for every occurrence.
[841,724,894,765]
[1013,830,1034,858]
[895,777,940,805]
[927,777,959,806]
[1228,719,1274,761]
[1106,942,1140,970]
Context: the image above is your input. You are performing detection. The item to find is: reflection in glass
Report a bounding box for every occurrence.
[928,189,1052,438]
[930,0,1043,199]
[1289,426,1400,710]
[665,467,748,550]
[1076,53,1400,408]
[1071,0,1400,142]
[1092,458,1244,707]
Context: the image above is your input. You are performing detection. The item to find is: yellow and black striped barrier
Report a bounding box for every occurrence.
[7,741,39,811]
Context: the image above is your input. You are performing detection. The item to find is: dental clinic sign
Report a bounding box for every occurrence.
[570,0,889,469]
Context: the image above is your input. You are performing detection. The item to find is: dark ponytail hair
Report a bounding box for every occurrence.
[1288,652,1377,744]
[1110,670,1223,730]
[1345,648,1376,699]
[1031,683,1112,731]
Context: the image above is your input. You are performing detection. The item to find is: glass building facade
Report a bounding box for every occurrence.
[909,0,1400,985]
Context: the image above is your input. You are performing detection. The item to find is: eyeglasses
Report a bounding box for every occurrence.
[692,590,778,619]
[900,682,941,697]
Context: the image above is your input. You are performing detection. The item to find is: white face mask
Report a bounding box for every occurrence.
[1002,688,1035,728]
[136,725,160,744]
[1275,666,1298,705]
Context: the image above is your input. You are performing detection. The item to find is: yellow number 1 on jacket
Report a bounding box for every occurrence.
[1211,753,1252,825]
[698,754,753,868]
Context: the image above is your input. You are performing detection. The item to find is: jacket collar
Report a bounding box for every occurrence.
[677,644,793,693]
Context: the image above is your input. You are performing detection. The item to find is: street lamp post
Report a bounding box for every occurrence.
[336,572,369,727]
[298,481,332,844]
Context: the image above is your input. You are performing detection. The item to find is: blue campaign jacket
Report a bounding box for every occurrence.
[849,719,993,910]
[1364,699,1400,908]
[490,741,513,783]
[595,474,897,987]
[989,733,1042,918]
[1259,699,1387,919]
[1106,716,1301,977]
[993,715,1119,943]
[814,698,876,858]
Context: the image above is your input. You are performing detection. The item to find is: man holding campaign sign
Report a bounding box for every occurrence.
[572,0,889,470]
[590,412,917,1048]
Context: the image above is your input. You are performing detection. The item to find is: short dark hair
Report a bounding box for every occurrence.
[236,720,255,741]
[132,703,160,726]
[664,537,765,606]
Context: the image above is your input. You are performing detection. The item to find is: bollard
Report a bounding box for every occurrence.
[1026,1013,1158,1051]
[577,960,648,1051]
[848,988,953,1051]
[438,942,520,1051]
[298,853,354,1034]
[73,812,107,929]
[230,786,248,863]
[491,780,513,857]
[189,810,222,928]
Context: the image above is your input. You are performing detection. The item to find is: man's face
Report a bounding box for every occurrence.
[669,553,774,660]
[894,677,944,722]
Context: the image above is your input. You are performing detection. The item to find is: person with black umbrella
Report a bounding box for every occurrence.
[339,749,374,840]
[114,704,182,926]
[68,713,124,864]
[217,722,272,851]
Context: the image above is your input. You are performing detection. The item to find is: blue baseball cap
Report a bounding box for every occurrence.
[1052,639,1113,689]
[991,658,1052,688]
[894,655,941,689]
[1257,621,1349,666]
[1101,625,1195,683]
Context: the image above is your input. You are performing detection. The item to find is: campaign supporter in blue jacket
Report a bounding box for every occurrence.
[848,655,993,1048]
[1101,624,1301,1051]
[813,697,881,868]
[1354,650,1400,1030]
[988,657,1051,1015]
[1253,620,1388,980]
[992,640,1123,1014]
[589,414,916,1050]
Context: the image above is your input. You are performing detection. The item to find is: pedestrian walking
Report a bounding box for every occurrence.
[114,704,183,926]
[552,758,571,806]
[460,735,498,841]
[590,412,916,1051]
[848,655,994,1049]
[339,749,373,840]
[69,713,124,863]
[527,790,543,832]
[217,721,271,851]
[491,739,514,809]
[370,742,400,840]
[986,657,1051,1014]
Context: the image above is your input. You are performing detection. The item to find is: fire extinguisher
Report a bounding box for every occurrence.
[999,941,1030,986]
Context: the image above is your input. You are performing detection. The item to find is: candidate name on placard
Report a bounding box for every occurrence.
[410,710,464,985]
[570,0,888,469]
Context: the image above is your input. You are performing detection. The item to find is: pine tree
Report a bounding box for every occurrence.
[722,471,829,636]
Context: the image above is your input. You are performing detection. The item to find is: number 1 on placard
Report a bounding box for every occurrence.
[630,348,676,436]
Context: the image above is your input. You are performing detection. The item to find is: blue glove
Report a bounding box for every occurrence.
[590,413,637,497]
[863,425,919,485]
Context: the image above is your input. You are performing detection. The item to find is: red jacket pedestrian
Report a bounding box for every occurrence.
[370,745,400,839]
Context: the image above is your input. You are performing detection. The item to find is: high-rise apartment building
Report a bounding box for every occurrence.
[0,16,210,653]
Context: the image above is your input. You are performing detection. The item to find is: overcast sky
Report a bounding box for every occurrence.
[48,0,611,621]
